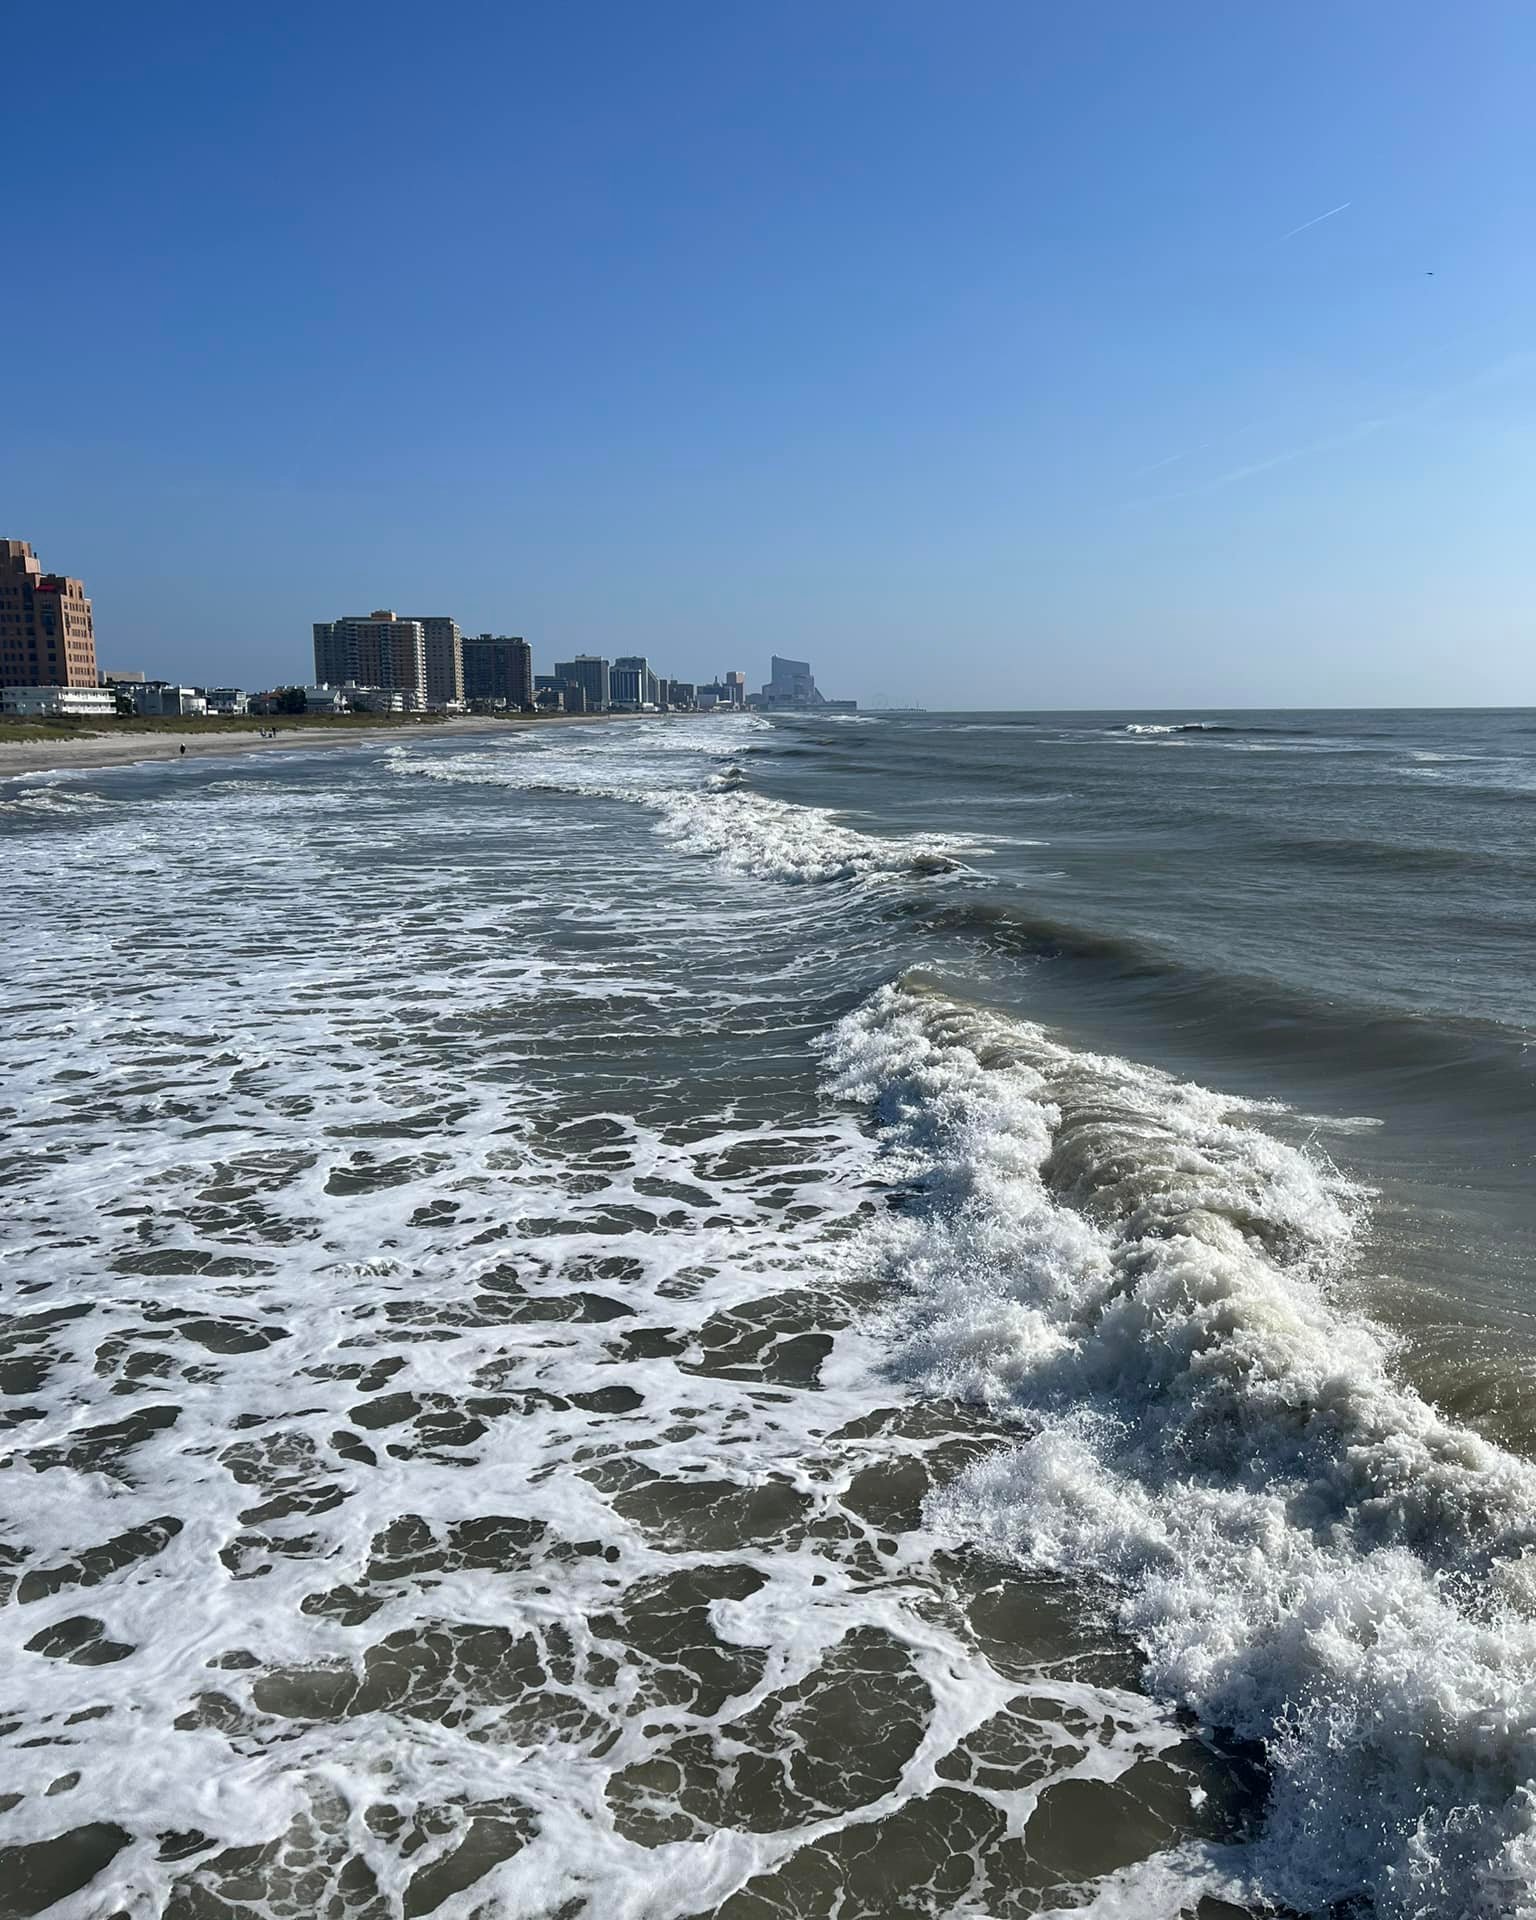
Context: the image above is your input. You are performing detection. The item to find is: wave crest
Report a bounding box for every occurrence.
[390,723,979,884]
[825,978,1536,1917]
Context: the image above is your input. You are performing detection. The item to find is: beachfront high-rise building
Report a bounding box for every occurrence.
[760,655,820,705]
[462,633,532,708]
[1,539,98,689]
[725,670,746,708]
[404,615,462,708]
[555,655,610,711]
[313,612,428,702]
[611,655,659,708]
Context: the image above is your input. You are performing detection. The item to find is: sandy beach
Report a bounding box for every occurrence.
[0,711,620,778]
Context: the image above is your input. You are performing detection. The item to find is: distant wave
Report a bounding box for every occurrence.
[1261,830,1536,882]
[387,720,982,885]
[0,784,108,816]
[827,978,1536,1918]
[1120,721,1285,737]
[902,896,1536,1084]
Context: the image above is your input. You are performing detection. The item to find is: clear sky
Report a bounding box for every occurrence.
[4,2,1531,706]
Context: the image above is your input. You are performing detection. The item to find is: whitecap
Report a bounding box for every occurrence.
[825,978,1536,1918]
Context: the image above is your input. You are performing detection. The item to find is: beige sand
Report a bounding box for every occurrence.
[0,712,623,779]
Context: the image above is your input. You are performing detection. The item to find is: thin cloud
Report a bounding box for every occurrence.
[1128,205,1352,476]
[1205,353,1531,492]
[1129,449,1188,479]
[1203,413,1391,491]
[1122,353,1533,511]
[1128,422,1268,483]
[1278,200,1351,243]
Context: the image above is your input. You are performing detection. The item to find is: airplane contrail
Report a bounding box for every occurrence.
[1121,352,1533,510]
[1279,200,1351,242]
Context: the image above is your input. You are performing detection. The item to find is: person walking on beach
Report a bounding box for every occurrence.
[180,744,186,756]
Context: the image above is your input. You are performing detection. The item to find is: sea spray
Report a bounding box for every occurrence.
[824,977,1536,1918]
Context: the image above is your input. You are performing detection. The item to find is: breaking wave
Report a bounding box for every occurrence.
[388,721,981,884]
[826,978,1536,1918]
[1120,722,1249,737]
[0,782,108,816]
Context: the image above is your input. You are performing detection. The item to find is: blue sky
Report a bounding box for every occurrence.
[3,2,1531,705]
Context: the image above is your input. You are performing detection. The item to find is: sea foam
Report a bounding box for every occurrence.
[825,978,1536,1918]
[389,718,980,884]
[1,746,1198,1918]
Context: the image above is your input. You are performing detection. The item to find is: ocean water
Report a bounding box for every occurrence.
[3,708,1535,1920]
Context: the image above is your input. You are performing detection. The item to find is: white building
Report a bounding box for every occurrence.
[203,687,250,715]
[128,682,207,718]
[344,685,406,714]
[2,684,118,718]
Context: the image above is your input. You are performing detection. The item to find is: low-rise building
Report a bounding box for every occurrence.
[203,687,250,715]
[129,682,207,718]
[2,684,118,718]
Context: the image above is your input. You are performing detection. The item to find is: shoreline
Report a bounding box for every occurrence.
[0,711,628,778]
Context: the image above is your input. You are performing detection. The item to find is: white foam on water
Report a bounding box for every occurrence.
[0,781,110,815]
[2,747,1212,1919]
[388,716,983,884]
[1397,754,1536,796]
[824,978,1536,1918]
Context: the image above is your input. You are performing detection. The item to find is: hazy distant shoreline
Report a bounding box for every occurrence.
[0,710,631,778]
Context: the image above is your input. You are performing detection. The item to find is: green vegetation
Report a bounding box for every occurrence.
[0,711,451,746]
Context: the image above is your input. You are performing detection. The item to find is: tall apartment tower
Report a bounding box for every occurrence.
[1,539,98,688]
[554,655,610,711]
[312,611,428,702]
[461,633,532,708]
[724,670,746,708]
[404,616,462,707]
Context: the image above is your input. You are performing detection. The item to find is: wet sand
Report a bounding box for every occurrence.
[0,711,619,777]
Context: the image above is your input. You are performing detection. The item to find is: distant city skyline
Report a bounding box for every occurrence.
[4,4,1532,706]
[4,534,859,716]
[3,531,852,718]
